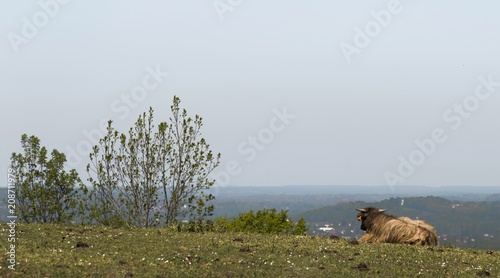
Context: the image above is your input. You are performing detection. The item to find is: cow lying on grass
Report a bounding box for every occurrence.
[355,207,438,246]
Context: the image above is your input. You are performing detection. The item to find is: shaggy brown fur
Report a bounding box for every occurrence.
[398,216,438,245]
[356,207,438,246]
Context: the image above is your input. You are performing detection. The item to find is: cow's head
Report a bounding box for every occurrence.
[355,207,387,231]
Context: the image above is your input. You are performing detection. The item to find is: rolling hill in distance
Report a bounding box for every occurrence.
[212,185,500,250]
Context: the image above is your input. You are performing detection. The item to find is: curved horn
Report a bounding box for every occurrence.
[355,208,367,213]
[378,209,387,212]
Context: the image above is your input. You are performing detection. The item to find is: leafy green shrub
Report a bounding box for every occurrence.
[85,96,220,228]
[10,134,86,224]
[221,209,308,235]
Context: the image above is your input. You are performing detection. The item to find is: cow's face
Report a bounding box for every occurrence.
[356,207,387,231]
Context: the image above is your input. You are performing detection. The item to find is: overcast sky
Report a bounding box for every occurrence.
[1,1,499,192]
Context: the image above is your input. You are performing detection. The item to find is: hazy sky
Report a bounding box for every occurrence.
[1,1,499,192]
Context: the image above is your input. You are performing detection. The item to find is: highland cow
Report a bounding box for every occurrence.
[355,207,438,246]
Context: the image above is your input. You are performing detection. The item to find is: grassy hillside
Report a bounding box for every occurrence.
[1,224,498,277]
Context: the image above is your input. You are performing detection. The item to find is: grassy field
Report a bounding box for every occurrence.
[1,224,498,277]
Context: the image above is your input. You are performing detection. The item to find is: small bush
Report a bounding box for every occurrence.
[220,209,309,235]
